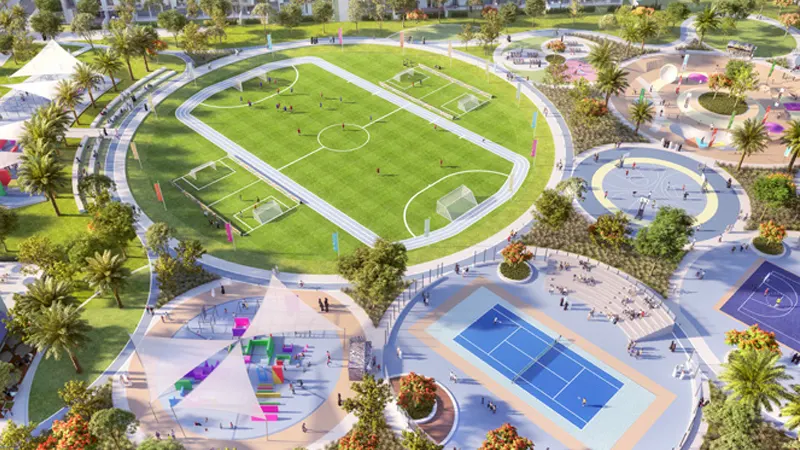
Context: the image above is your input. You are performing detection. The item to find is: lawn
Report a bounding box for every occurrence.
[698,92,749,116]
[127,44,554,273]
[702,19,797,57]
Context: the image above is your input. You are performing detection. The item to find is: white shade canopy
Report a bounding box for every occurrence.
[242,276,340,339]
[0,152,22,168]
[133,335,235,402]
[0,121,25,140]
[176,344,264,418]
[2,80,63,100]
[10,41,81,78]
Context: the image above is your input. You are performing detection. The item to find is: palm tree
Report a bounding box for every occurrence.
[84,250,130,309]
[719,349,791,412]
[637,17,659,50]
[26,303,90,373]
[694,7,720,45]
[731,118,769,170]
[17,152,67,216]
[629,100,655,133]
[93,50,124,92]
[621,22,639,49]
[71,63,102,109]
[783,120,800,171]
[131,25,158,72]
[20,103,71,149]
[54,80,82,124]
[781,385,800,433]
[586,40,615,71]
[596,66,630,107]
[109,27,138,80]
[16,277,76,318]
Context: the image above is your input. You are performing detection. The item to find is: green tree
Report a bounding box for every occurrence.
[54,79,82,123]
[109,25,138,80]
[629,99,655,133]
[586,39,615,71]
[544,61,569,85]
[58,379,113,420]
[479,9,503,53]
[665,2,690,27]
[93,50,123,92]
[131,25,159,72]
[143,0,164,17]
[523,0,545,27]
[387,0,416,28]
[146,222,173,256]
[312,0,334,33]
[176,238,205,270]
[636,16,659,49]
[137,438,186,450]
[341,374,392,433]
[0,361,19,390]
[72,62,102,109]
[88,407,138,449]
[30,10,61,40]
[181,22,208,54]
[27,302,91,373]
[635,206,694,263]
[752,173,795,220]
[84,250,130,309]
[0,205,17,252]
[568,0,583,24]
[277,0,303,30]
[729,65,758,107]
[499,2,517,28]
[534,189,573,229]
[0,421,42,450]
[621,22,639,49]
[77,0,100,16]
[21,103,71,149]
[78,173,116,202]
[720,349,791,412]
[401,429,443,450]
[158,9,188,47]
[186,0,200,18]
[781,385,800,434]
[115,0,137,25]
[337,239,407,325]
[556,177,587,201]
[66,233,106,273]
[704,388,761,450]
[154,254,181,301]
[589,211,630,248]
[731,118,768,170]
[16,276,76,320]
[783,120,800,171]
[17,235,66,275]
[371,0,386,30]
[71,13,97,48]
[17,151,68,216]
[596,65,630,107]
[694,7,720,45]
[458,23,476,50]
[34,0,60,12]
[252,2,274,38]
[90,201,137,256]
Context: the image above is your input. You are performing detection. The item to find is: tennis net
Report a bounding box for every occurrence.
[512,336,560,384]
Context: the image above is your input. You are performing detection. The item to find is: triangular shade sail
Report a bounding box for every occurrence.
[133,335,235,402]
[2,80,63,100]
[242,276,340,339]
[176,344,263,418]
[0,121,25,140]
[11,41,81,78]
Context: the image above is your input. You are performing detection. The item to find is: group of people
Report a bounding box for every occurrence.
[317,297,331,313]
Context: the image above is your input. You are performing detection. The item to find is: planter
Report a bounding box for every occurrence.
[413,396,438,424]
[751,237,786,259]
[497,261,533,284]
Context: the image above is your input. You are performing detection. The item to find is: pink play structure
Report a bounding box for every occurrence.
[232,317,251,337]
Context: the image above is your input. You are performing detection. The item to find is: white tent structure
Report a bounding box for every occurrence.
[0,121,26,140]
[1,80,63,101]
[242,276,340,339]
[10,40,81,78]
[133,335,235,402]
[176,344,264,419]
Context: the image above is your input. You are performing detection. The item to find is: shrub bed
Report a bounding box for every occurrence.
[569,33,656,61]
[545,54,566,64]
[753,236,784,255]
[718,164,800,230]
[499,261,531,280]
[698,92,748,116]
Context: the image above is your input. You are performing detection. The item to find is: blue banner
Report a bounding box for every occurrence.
[267,34,272,50]
[332,232,339,252]
[531,111,538,129]
[786,146,793,157]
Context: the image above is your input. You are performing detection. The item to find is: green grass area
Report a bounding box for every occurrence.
[183,62,511,240]
[698,92,748,116]
[702,19,797,57]
[128,44,554,273]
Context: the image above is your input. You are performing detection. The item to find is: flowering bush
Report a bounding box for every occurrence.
[37,415,95,450]
[481,5,497,16]
[631,6,655,15]
[338,428,380,450]
[501,242,533,266]
[480,423,534,449]
[397,372,437,419]
[577,98,609,117]
[406,9,428,21]
[725,324,781,354]
[546,40,566,53]
[760,220,787,245]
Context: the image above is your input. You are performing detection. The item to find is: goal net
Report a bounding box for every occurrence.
[458,94,482,114]
[188,161,217,180]
[436,185,477,222]
[394,69,415,84]
[253,199,283,225]
[234,81,243,92]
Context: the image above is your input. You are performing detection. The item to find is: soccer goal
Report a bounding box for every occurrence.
[253,199,283,225]
[234,80,243,92]
[437,185,478,222]
[188,161,217,180]
[457,94,482,114]
[394,69,416,84]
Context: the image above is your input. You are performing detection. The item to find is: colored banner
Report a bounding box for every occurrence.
[130,141,139,160]
[267,34,272,50]
[516,82,521,100]
[709,127,718,147]
[225,223,233,242]
[769,61,776,77]
[531,111,538,130]
[728,110,736,129]
[531,139,538,157]
[677,74,683,87]
[763,105,772,124]
[332,232,339,253]
[638,88,645,103]
[448,41,452,58]
[681,54,689,71]
[786,146,793,157]
[399,31,404,48]
[154,182,163,202]
[338,27,343,46]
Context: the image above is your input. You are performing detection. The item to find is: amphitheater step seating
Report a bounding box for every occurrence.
[541,252,675,341]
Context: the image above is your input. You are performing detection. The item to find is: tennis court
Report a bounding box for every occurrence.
[454,304,623,429]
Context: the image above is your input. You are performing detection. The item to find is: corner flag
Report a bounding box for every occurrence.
[338,27,343,47]
[531,111,538,130]
[400,31,404,48]
[332,232,339,254]
[267,33,272,50]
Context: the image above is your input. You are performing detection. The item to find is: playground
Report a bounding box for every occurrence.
[610,53,800,165]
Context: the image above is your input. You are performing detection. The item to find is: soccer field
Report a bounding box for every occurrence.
[190,63,512,240]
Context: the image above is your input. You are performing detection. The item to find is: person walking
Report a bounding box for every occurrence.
[318,298,324,312]
[396,347,403,359]
[324,297,330,312]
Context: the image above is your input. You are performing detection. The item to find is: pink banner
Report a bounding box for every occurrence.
[338,28,343,45]
[225,223,233,242]
[531,139,538,157]
[762,106,772,124]
[400,31,404,48]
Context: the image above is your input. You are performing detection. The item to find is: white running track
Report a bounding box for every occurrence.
[176,56,529,250]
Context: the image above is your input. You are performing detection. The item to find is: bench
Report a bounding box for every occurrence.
[256,392,281,398]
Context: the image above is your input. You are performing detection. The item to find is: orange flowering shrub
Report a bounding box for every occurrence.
[725,324,781,354]
[501,242,533,266]
[406,9,428,21]
[481,5,498,16]
[546,40,566,52]
[480,423,534,449]
[760,220,787,245]
[631,6,655,15]
[397,372,437,419]
[338,428,380,450]
[37,415,95,450]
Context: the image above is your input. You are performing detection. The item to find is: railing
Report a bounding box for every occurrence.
[91,67,168,127]
[677,371,708,450]
[72,136,89,213]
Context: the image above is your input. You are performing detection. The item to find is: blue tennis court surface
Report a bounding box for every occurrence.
[454,304,622,428]
[720,261,800,351]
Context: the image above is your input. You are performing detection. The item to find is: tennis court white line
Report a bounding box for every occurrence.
[457,333,589,426]
[492,307,621,391]
[278,146,325,171]
[207,180,261,207]
[504,339,570,384]
[487,327,521,355]
[553,368,585,400]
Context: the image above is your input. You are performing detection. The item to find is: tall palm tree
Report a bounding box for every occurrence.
[26,303,90,373]
[621,22,639,49]
[731,118,769,171]
[17,151,67,216]
[637,16,659,50]
[720,349,791,412]
[781,385,800,433]
[586,40,615,71]
[694,7,720,45]
[109,26,138,81]
[782,120,800,171]
[629,100,655,133]
[54,80,83,124]
[16,276,76,318]
[596,66,630,107]
[20,103,71,149]
[93,50,124,92]
[131,25,158,72]
[84,250,130,309]
[71,63,102,109]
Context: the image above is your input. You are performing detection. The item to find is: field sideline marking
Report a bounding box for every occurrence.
[198,65,301,109]
[207,179,261,207]
[278,146,325,171]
